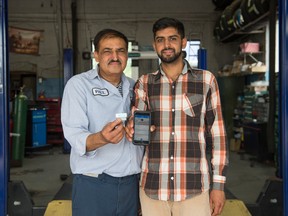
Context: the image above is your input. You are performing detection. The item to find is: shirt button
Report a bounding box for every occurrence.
[172,109,175,112]
[170,156,174,160]
[171,176,174,180]
[172,132,175,135]
[172,86,175,89]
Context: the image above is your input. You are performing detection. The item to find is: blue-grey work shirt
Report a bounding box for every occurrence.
[61,67,144,177]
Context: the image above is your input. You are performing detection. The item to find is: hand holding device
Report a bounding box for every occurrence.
[132,111,151,145]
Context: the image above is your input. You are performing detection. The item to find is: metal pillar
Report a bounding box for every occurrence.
[71,0,77,75]
[63,48,73,154]
[63,48,73,86]
[280,0,288,215]
[0,0,9,215]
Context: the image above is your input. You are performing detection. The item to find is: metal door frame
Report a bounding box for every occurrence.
[280,0,288,215]
[0,0,288,216]
[0,0,9,215]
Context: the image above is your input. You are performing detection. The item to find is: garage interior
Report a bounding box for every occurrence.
[1,0,286,215]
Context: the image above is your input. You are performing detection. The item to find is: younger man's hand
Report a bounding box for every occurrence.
[125,116,134,142]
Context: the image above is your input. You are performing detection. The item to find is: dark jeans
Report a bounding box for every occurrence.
[72,173,140,216]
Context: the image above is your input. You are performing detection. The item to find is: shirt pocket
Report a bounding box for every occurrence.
[182,93,204,117]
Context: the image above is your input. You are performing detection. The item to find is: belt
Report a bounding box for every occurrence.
[82,172,140,181]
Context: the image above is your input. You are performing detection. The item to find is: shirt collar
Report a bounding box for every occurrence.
[87,65,100,80]
[156,59,192,79]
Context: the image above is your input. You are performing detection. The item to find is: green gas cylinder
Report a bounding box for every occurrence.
[11,87,28,167]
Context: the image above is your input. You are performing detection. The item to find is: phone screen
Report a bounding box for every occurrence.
[133,111,151,145]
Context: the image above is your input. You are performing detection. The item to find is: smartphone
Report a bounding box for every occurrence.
[133,111,151,145]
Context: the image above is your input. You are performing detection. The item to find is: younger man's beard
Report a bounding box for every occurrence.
[158,49,182,63]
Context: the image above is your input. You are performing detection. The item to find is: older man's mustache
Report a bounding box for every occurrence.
[109,59,121,64]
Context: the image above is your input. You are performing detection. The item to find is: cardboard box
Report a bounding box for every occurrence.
[240,42,260,53]
[248,65,267,72]
[230,138,241,152]
[231,60,243,74]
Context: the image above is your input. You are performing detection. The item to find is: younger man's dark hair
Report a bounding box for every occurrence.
[93,29,128,51]
[152,17,185,39]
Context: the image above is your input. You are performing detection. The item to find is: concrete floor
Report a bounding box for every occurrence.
[225,151,277,204]
[9,146,278,212]
[9,146,70,207]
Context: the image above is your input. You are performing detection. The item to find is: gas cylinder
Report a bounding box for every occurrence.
[11,86,28,167]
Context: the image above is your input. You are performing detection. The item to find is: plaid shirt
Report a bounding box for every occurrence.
[134,61,228,201]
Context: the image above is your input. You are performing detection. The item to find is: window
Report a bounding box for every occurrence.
[183,40,201,67]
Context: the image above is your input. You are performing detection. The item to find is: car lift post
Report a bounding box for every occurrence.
[0,0,9,215]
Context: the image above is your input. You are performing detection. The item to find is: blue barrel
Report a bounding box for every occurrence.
[198,48,207,70]
[31,108,47,147]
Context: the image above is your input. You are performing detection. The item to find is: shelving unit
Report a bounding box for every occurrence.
[220,12,269,43]
[218,45,268,154]
[237,49,265,70]
[37,98,64,145]
[239,52,263,65]
[231,93,245,152]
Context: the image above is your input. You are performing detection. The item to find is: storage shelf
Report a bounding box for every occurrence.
[47,139,64,145]
[218,71,265,77]
[47,127,63,133]
[220,12,269,43]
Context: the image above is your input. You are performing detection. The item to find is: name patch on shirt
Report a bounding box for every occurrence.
[92,88,109,96]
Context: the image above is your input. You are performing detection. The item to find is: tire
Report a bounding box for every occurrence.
[219,0,242,37]
[233,8,245,28]
[224,0,242,32]
[244,0,270,22]
[240,0,254,24]
[254,0,270,14]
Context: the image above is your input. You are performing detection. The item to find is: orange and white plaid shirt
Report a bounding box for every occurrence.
[134,60,229,201]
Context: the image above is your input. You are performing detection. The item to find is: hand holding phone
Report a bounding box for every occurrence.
[132,111,151,145]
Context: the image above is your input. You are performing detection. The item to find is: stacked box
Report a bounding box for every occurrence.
[240,42,260,53]
[243,91,254,121]
[252,92,269,122]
